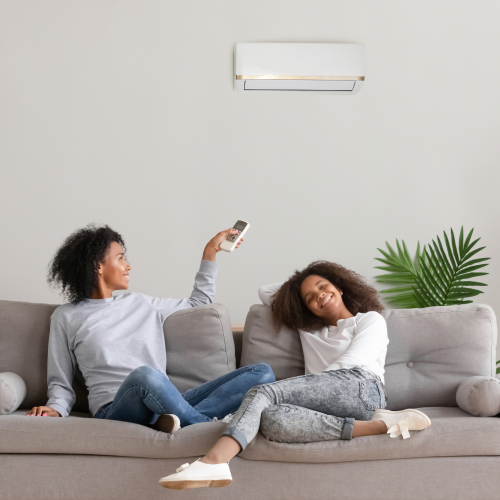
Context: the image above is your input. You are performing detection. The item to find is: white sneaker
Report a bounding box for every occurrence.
[159,459,232,490]
[372,409,431,439]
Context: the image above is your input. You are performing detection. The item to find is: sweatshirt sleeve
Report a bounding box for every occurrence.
[141,260,219,321]
[324,312,389,372]
[258,282,285,306]
[46,318,77,418]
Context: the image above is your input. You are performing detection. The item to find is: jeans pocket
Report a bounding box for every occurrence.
[359,379,387,411]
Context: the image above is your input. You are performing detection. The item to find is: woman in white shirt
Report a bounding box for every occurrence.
[159,261,432,490]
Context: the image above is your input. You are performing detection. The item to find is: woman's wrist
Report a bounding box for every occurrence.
[202,246,218,262]
[202,228,239,262]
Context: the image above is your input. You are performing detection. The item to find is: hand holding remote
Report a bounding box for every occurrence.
[202,228,244,262]
[220,220,250,253]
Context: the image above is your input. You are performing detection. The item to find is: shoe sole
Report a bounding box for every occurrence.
[159,479,232,490]
[374,409,432,427]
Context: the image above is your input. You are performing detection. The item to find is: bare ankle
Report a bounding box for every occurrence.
[200,454,223,465]
[352,419,389,438]
[199,436,241,465]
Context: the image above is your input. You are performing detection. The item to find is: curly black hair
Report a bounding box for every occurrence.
[48,224,126,304]
[271,260,384,333]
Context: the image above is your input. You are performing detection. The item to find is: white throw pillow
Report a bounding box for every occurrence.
[0,372,27,415]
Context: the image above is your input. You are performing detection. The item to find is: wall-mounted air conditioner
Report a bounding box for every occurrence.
[234,43,365,94]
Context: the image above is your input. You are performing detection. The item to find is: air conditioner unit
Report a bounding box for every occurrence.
[234,43,365,94]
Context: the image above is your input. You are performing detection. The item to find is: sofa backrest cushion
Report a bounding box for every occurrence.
[382,305,496,409]
[163,304,236,393]
[240,305,304,380]
[0,301,60,411]
[0,300,236,413]
[240,303,497,410]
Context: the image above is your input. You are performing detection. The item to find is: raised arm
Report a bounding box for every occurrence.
[258,282,285,306]
[141,260,219,318]
[142,227,243,320]
[324,312,389,372]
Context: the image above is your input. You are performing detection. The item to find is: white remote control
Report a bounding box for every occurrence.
[220,220,250,252]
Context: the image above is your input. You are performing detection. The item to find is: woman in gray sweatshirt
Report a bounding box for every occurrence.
[26,223,274,432]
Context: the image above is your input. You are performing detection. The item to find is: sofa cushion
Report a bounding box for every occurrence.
[0,301,59,411]
[0,410,226,458]
[4,407,499,462]
[240,305,304,380]
[383,305,497,409]
[239,406,500,463]
[240,304,497,410]
[0,300,235,413]
[164,304,236,393]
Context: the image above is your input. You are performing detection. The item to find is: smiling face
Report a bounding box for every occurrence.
[300,274,344,321]
[98,241,131,292]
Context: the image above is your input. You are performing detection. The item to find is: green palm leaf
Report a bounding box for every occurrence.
[418,228,490,306]
[374,240,423,308]
[375,227,490,309]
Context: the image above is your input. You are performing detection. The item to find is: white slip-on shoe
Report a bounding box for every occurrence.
[148,414,181,434]
[372,409,431,439]
[159,459,232,490]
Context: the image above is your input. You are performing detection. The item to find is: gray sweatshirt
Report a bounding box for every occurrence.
[46,260,218,417]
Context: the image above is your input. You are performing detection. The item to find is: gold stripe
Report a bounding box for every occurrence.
[236,75,364,81]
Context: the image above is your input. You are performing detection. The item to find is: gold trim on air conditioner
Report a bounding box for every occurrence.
[235,75,365,81]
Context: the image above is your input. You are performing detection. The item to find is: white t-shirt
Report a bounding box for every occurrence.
[259,282,389,383]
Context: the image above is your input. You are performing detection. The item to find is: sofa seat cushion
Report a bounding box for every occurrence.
[0,410,225,459]
[4,408,500,463]
[239,407,500,463]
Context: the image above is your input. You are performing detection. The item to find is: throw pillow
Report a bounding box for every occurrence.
[0,372,27,415]
[456,375,500,417]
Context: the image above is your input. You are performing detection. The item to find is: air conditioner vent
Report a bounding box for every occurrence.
[243,80,357,92]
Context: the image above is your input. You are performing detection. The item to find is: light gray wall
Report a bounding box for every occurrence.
[1,1,499,355]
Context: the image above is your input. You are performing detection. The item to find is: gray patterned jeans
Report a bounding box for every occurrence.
[221,368,387,450]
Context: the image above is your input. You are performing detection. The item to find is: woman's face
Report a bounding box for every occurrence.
[98,241,131,291]
[300,274,343,319]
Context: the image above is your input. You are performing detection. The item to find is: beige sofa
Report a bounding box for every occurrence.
[0,299,499,500]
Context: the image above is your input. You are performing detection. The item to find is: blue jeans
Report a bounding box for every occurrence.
[94,363,275,427]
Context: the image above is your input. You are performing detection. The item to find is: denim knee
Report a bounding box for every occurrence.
[243,383,269,403]
[127,365,164,388]
[260,405,282,440]
[246,381,276,405]
[252,363,276,384]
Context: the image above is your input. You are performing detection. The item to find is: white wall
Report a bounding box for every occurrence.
[1,1,499,355]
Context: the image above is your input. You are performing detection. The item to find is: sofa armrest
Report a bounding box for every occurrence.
[456,376,500,417]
